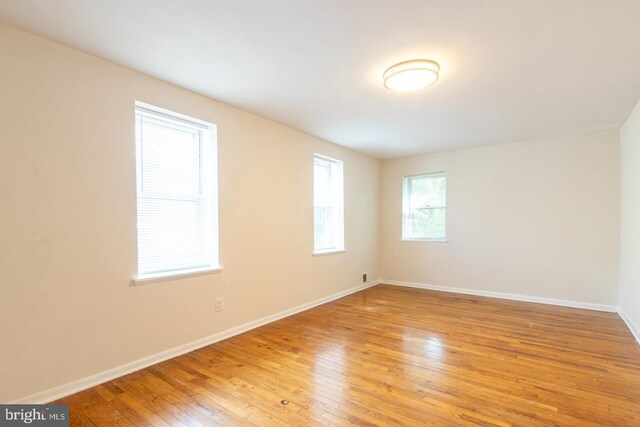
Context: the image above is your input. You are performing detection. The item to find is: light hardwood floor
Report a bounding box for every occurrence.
[56,284,640,426]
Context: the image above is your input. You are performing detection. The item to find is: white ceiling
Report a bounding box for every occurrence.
[1,0,640,158]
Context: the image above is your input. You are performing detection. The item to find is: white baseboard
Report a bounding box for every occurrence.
[618,309,640,345]
[381,279,618,312]
[11,279,380,404]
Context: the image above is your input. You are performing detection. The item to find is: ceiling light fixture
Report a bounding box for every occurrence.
[383,59,440,92]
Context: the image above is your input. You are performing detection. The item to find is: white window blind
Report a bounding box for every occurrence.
[402,172,447,240]
[314,154,344,253]
[135,103,218,280]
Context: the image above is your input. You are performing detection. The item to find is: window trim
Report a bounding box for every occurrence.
[402,171,447,242]
[132,101,220,284]
[132,266,223,286]
[312,249,347,256]
[313,153,345,255]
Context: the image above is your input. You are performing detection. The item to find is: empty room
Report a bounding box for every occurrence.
[1,0,640,426]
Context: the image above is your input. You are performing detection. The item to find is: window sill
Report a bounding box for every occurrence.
[402,238,449,243]
[313,249,346,256]
[131,266,223,286]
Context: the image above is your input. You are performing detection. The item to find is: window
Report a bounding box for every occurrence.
[402,172,447,240]
[134,103,219,281]
[314,154,344,253]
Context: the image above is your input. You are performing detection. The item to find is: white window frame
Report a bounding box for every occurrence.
[313,154,345,255]
[133,102,221,284]
[402,172,447,242]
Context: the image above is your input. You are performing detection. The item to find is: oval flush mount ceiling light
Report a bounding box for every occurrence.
[383,59,440,92]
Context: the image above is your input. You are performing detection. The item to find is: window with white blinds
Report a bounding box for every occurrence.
[314,154,344,253]
[134,103,219,280]
[402,172,447,240]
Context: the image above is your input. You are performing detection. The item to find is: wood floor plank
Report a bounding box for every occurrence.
[55,284,640,426]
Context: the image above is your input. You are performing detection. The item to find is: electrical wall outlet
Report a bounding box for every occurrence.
[362,273,368,283]
[215,297,224,312]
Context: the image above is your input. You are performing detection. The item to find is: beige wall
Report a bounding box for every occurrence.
[380,130,620,305]
[620,99,640,338]
[0,25,380,403]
